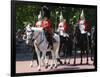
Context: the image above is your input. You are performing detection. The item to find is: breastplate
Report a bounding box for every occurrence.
[58,22,64,35]
[79,20,86,34]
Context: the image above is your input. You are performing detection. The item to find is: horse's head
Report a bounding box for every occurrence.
[24,26,44,46]
[22,24,34,45]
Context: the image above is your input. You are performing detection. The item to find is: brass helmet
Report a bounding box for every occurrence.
[80,10,85,19]
[59,11,64,20]
[38,11,42,20]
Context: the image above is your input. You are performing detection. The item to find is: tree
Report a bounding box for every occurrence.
[16,3,97,32]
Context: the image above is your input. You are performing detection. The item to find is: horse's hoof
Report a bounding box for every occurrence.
[68,62,70,64]
[60,61,63,65]
[50,66,53,69]
[38,69,41,71]
[64,61,66,64]
[74,62,76,65]
[57,59,63,64]
[80,62,82,65]
[46,63,49,66]
[73,64,76,66]
[55,65,58,68]
[31,65,33,67]
[45,66,48,69]
[45,65,50,69]
[30,63,33,67]
[86,62,89,64]
[52,64,55,67]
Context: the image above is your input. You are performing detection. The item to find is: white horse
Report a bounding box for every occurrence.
[23,25,60,71]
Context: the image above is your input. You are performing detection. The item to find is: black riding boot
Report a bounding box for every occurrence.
[44,30,53,49]
[46,35,53,49]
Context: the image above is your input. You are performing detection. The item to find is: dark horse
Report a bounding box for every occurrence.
[58,32,73,64]
[73,26,90,64]
[90,26,96,65]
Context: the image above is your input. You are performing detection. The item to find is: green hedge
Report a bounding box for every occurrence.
[16,4,96,32]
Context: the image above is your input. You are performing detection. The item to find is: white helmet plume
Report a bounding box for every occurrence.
[59,11,64,20]
[80,10,85,19]
[38,11,42,19]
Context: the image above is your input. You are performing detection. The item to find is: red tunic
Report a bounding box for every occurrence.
[42,19,52,31]
[58,21,68,32]
[78,19,88,31]
[63,22,68,32]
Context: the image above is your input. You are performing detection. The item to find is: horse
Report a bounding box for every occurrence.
[56,27,74,64]
[90,26,96,64]
[73,25,90,65]
[23,26,60,71]
[22,26,39,66]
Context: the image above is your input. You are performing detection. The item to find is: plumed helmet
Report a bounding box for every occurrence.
[42,6,50,19]
[59,11,64,20]
[38,11,42,19]
[80,10,85,19]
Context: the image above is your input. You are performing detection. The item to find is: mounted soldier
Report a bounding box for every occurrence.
[42,6,53,49]
[35,11,43,27]
[73,10,90,64]
[78,10,88,34]
[77,10,89,47]
[56,12,69,63]
[57,11,69,45]
[57,12,68,36]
